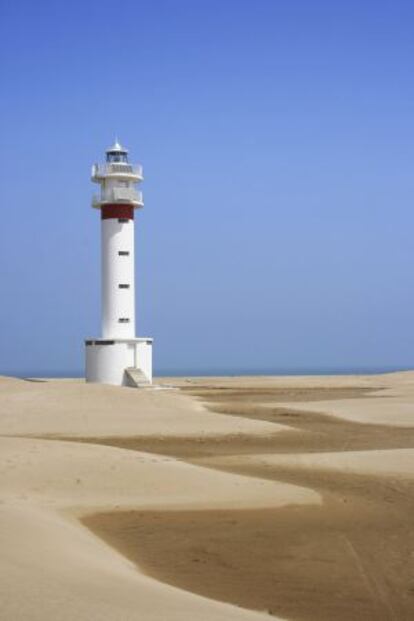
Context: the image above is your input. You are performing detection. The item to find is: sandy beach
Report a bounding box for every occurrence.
[1,371,414,620]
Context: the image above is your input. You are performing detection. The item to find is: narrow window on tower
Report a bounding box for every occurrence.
[118,318,130,323]
[118,284,130,289]
[118,218,129,223]
[118,251,129,256]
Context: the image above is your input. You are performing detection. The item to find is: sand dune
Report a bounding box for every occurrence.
[0,376,284,437]
[1,504,284,621]
[0,436,318,510]
[203,447,414,478]
[1,371,414,620]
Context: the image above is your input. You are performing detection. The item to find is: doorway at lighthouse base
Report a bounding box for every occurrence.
[85,338,153,386]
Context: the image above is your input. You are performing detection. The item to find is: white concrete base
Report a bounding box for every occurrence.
[85,338,152,386]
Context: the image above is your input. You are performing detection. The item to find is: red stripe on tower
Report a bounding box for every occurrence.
[101,204,134,220]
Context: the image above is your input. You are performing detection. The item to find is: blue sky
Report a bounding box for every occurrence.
[1,0,414,375]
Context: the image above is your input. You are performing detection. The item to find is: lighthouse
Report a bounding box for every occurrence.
[85,141,153,386]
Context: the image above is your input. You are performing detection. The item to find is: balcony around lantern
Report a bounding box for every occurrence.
[91,162,143,182]
[92,188,144,208]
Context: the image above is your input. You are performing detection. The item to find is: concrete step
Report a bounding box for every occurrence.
[125,367,151,388]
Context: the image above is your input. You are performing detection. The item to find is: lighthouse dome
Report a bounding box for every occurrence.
[106,139,128,163]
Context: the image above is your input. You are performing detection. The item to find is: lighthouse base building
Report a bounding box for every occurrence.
[85,338,152,387]
[85,141,153,387]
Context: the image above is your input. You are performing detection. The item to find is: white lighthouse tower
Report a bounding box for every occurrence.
[85,141,153,386]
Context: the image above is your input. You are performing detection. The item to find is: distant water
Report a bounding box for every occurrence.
[2,365,412,379]
[155,366,413,377]
[0,370,84,379]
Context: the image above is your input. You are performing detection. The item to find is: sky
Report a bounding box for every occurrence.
[0,0,414,376]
